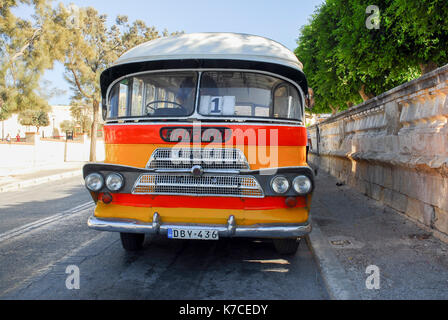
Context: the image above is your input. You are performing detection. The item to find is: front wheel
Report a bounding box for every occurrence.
[120,233,145,251]
[273,238,301,255]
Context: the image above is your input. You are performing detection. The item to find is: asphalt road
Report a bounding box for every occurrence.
[0,176,329,300]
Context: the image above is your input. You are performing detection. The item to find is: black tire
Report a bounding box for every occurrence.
[273,238,301,255]
[120,233,145,251]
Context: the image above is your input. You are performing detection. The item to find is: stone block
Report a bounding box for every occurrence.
[423,204,435,228]
[353,178,367,195]
[371,183,383,201]
[406,197,424,223]
[392,190,408,213]
[398,133,413,154]
[403,170,421,201]
[434,207,448,235]
[383,166,393,189]
[428,174,448,212]
[392,168,403,192]
[364,181,372,197]
[372,165,382,186]
[383,188,394,208]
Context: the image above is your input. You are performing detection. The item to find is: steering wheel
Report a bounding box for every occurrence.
[145,100,186,115]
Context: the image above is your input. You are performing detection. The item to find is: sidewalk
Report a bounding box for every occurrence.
[0,162,86,193]
[309,170,448,299]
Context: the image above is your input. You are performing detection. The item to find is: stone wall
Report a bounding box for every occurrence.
[308,64,448,240]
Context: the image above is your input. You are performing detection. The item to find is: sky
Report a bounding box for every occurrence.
[16,0,324,105]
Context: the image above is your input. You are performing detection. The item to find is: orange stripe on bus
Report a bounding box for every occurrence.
[104,144,307,169]
[94,202,309,225]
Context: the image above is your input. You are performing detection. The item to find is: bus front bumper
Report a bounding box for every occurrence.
[87,213,311,239]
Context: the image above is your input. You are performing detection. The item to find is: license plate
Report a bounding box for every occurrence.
[167,228,219,240]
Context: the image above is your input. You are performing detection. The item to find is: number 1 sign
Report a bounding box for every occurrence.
[199,96,236,116]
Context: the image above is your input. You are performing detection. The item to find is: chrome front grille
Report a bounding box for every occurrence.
[147,148,249,170]
[132,174,264,198]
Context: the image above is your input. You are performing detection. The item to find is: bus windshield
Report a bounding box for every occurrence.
[107,71,303,121]
[108,71,197,119]
[198,71,303,121]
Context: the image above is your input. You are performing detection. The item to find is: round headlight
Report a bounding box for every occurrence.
[106,173,124,191]
[293,175,312,195]
[271,176,290,194]
[85,173,104,192]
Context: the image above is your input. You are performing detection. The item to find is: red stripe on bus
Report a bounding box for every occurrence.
[104,194,307,210]
[104,124,307,146]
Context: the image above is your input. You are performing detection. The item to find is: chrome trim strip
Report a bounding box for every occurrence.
[104,121,305,127]
[87,214,311,239]
[131,173,265,198]
[154,168,241,174]
[245,165,315,177]
[146,147,250,170]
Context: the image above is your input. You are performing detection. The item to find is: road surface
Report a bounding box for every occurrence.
[0,176,329,299]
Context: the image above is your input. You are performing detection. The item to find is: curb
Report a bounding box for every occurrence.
[0,170,82,193]
[306,223,357,300]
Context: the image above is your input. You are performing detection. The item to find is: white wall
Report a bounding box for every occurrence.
[1,105,79,140]
[0,136,105,171]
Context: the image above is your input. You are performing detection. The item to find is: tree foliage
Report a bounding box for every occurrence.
[296,0,448,114]
[70,103,92,135]
[59,119,75,133]
[2,1,180,159]
[0,0,66,120]
[54,4,181,161]
[18,109,49,132]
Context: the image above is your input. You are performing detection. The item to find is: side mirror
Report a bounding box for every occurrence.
[306,87,315,110]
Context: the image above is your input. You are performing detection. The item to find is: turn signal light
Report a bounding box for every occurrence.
[285,197,297,208]
[102,192,113,204]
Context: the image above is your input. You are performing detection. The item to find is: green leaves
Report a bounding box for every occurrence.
[296,0,447,114]
[18,109,49,132]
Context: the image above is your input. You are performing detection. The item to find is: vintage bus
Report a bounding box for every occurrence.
[83,33,314,255]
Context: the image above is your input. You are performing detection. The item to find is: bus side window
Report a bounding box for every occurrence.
[273,84,301,120]
[131,78,144,116]
[118,81,129,117]
[109,85,119,118]
[273,85,288,118]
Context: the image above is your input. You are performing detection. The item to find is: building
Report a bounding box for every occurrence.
[1,105,74,140]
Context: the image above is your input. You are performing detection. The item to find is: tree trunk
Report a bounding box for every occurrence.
[90,99,99,162]
[329,105,339,115]
[359,84,373,101]
[419,61,438,74]
[0,98,4,140]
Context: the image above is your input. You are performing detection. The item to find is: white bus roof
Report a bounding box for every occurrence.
[113,32,303,71]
